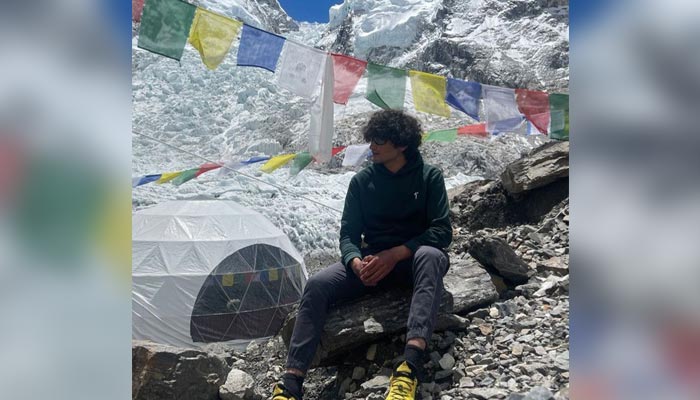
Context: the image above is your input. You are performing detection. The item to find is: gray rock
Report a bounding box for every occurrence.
[439,353,456,370]
[468,236,530,284]
[281,258,498,366]
[219,369,255,400]
[501,141,569,194]
[536,256,568,275]
[534,275,568,297]
[132,341,230,400]
[523,386,555,400]
[363,317,384,334]
[459,377,475,388]
[281,288,452,366]
[366,344,377,361]
[351,366,366,380]
[512,343,524,356]
[435,369,454,380]
[338,377,352,397]
[466,387,509,399]
[443,257,499,313]
[360,375,389,391]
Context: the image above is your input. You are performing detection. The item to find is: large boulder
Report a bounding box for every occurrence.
[468,236,531,285]
[452,172,568,231]
[280,257,497,366]
[451,141,569,231]
[132,341,230,400]
[444,256,500,313]
[501,141,569,194]
[451,180,510,230]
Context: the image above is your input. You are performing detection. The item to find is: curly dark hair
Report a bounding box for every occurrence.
[361,109,423,158]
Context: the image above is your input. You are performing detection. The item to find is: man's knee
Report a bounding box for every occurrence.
[303,274,322,294]
[414,246,447,264]
[413,246,448,275]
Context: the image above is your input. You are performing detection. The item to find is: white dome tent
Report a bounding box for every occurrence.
[132,200,308,348]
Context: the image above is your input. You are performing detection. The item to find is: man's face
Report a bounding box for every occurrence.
[369,137,406,165]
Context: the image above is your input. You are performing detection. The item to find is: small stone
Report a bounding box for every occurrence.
[352,366,366,380]
[435,369,454,380]
[523,386,555,400]
[480,376,495,386]
[479,324,493,336]
[512,343,524,356]
[366,344,377,361]
[489,307,500,318]
[363,317,384,334]
[459,377,475,388]
[422,381,436,392]
[338,377,352,396]
[466,387,509,399]
[360,375,389,391]
[219,369,255,400]
[439,353,456,370]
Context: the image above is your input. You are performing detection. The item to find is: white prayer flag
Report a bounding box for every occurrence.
[276,41,326,99]
[482,85,522,133]
[342,144,371,167]
[308,54,334,162]
[216,159,243,177]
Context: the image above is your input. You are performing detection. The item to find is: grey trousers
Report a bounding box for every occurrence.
[286,246,449,373]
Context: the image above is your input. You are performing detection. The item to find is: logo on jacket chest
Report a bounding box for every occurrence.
[413,191,419,200]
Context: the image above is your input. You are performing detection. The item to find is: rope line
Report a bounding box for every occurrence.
[132,130,343,214]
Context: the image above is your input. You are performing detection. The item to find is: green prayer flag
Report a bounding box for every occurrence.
[171,168,199,186]
[290,152,313,176]
[425,128,458,142]
[365,63,407,110]
[138,0,196,61]
[549,93,569,140]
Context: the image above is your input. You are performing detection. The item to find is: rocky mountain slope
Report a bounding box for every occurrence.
[319,0,568,91]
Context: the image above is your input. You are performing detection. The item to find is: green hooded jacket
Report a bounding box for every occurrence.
[339,153,452,267]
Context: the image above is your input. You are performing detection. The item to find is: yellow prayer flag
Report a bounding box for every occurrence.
[222,273,234,287]
[188,8,242,70]
[260,154,297,173]
[409,71,451,117]
[157,171,182,184]
[269,269,279,281]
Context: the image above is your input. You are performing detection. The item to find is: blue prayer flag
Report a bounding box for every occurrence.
[137,174,162,187]
[236,24,285,72]
[490,116,525,135]
[446,78,481,121]
[242,156,271,164]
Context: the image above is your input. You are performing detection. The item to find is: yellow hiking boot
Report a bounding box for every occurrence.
[386,361,418,400]
[271,383,301,400]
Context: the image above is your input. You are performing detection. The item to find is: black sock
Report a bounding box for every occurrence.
[403,344,424,372]
[281,373,304,399]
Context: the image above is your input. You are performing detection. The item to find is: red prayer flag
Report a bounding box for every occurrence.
[331,146,346,157]
[245,272,255,284]
[331,53,368,105]
[133,0,145,22]
[515,89,550,135]
[195,162,222,177]
[457,123,489,138]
